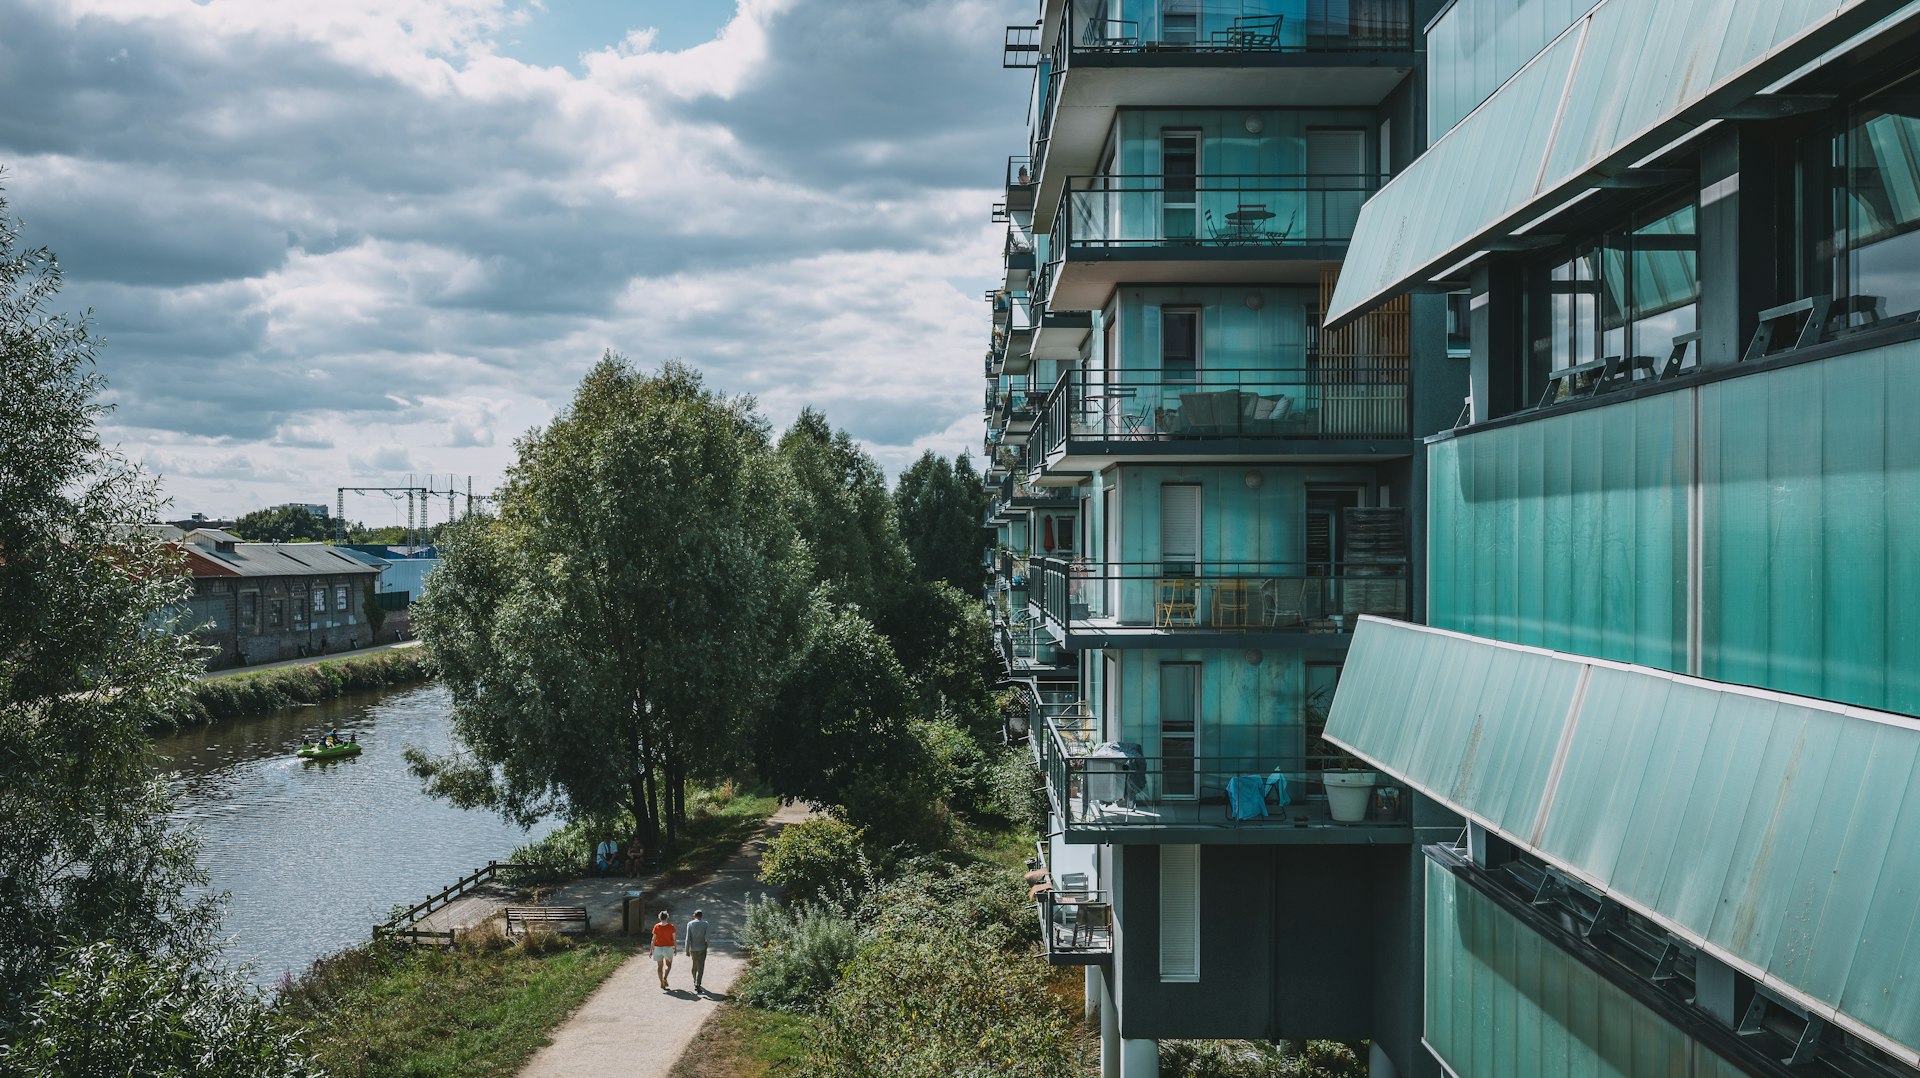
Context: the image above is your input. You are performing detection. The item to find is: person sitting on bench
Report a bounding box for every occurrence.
[594,838,620,875]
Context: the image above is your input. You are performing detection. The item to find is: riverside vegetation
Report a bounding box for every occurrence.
[178,647,438,727]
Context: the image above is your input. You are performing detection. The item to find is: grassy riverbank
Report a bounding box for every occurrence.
[175,647,437,727]
[284,785,778,1073]
[280,931,633,1077]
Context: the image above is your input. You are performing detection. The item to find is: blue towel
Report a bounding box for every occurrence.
[1226,775,1268,820]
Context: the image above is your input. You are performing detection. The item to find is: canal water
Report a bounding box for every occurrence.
[156,681,559,987]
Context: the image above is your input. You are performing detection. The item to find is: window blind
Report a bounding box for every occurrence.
[1160,844,1200,982]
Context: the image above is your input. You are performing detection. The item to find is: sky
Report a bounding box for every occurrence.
[0,0,1027,521]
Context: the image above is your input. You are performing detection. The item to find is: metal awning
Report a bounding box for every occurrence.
[1324,0,1917,327]
[1325,617,1920,1067]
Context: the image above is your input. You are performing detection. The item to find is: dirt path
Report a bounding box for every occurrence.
[517,802,815,1078]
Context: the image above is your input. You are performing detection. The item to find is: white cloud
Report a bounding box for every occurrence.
[2,0,1026,514]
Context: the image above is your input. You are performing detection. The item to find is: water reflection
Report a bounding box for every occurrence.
[157,682,557,987]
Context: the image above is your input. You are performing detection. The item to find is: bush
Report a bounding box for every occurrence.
[800,918,1077,1078]
[0,941,317,1078]
[759,817,869,904]
[1159,1040,1367,1078]
[177,648,436,727]
[736,896,860,1014]
[984,748,1047,833]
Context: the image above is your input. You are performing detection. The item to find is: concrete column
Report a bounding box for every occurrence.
[1100,971,1120,1078]
[1085,965,1100,1023]
[1120,1038,1159,1078]
[1370,1042,1402,1078]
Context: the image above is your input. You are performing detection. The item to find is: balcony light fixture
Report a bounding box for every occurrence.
[1243,469,1264,489]
[1245,649,1263,666]
[1244,292,1264,310]
[1244,114,1264,134]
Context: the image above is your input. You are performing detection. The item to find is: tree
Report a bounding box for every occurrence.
[410,356,808,848]
[0,187,308,1070]
[231,505,334,542]
[758,600,951,845]
[894,451,990,593]
[361,578,388,639]
[775,409,911,616]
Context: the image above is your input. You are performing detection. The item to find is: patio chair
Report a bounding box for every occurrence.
[1155,579,1199,627]
[1258,577,1306,626]
[1073,901,1112,948]
[1210,13,1283,49]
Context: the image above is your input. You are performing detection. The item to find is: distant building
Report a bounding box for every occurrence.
[164,514,237,532]
[274,503,330,519]
[172,529,380,669]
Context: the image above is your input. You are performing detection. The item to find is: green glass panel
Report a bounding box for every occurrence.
[1424,857,1740,1076]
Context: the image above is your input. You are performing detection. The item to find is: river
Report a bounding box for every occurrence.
[156,681,559,987]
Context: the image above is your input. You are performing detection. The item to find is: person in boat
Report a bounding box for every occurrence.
[348,733,357,744]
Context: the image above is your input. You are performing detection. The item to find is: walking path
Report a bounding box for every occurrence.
[198,638,423,679]
[518,802,816,1078]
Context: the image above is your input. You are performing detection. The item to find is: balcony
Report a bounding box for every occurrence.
[1035,712,1412,843]
[1007,155,1037,212]
[1035,557,1405,647]
[1031,367,1410,469]
[1045,174,1377,306]
[1037,886,1112,964]
[1023,1,1416,229]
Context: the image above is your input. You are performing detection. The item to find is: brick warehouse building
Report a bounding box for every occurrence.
[173,528,381,669]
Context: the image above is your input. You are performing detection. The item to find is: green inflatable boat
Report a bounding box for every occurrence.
[297,739,362,761]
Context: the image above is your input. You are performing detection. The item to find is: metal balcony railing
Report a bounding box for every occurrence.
[1008,155,1035,189]
[1054,173,1380,251]
[1036,556,1407,633]
[1033,367,1410,451]
[1056,0,1413,55]
[1035,713,1410,834]
[1037,887,1112,961]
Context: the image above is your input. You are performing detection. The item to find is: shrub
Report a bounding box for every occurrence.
[800,918,1078,1078]
[176,648,436,727]
[0,941,317,1077]
[758,817,869,905]
[984,747,1048,833]
[735,896,860,1014]
[1158,1040,1367,1078]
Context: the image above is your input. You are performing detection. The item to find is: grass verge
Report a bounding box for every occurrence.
[174,646,436,727]
[512,784,781,886]
[668,1002,817,1078]
[279,932,634,1078]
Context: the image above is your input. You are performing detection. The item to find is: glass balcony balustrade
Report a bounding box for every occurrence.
[1034,711,1411,834]
[1037,886,1112,962]
[1032,367,1410,453]
[1054,173,1380,251]
[1036,556,1407,634]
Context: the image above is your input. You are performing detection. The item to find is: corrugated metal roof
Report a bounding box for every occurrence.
[1327,617,1920,1067]
[179,542,379,579]
[1324,0,1916,326]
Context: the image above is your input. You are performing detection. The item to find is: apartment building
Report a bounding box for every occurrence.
[1320,0,1920,1074]
[981,3,1464,1075]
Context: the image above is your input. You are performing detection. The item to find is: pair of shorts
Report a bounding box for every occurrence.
[652,945,675,960]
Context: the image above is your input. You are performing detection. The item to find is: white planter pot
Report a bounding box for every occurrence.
[1324,771,1378,823]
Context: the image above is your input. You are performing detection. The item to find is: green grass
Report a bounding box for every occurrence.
[512,784,781,886]
[174,647,436,727]
[279,934,636,1077]
[668,1002,818,1078]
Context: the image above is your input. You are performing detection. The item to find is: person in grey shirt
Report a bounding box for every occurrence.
[683,910,711,992]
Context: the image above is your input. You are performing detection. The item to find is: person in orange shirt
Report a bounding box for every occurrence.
[651,911,677,990]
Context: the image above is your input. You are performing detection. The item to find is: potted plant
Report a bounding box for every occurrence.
[1306,684,1375,823]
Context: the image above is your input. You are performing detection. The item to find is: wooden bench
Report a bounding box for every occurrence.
[504,905,589,936]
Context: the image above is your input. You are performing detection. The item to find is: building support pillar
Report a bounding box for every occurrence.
[1121,1038,1159,1078]
[1100,970,1120,1078]
[1370,1042,1402,1078]
[1085,965,1100,1023]
[1697,124,1777,369]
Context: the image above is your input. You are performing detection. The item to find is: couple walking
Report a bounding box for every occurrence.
[650,910,710,992]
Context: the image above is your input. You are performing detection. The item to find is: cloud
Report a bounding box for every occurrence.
[1,0,1028,513]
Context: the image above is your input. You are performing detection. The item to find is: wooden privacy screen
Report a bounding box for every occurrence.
[1313,268,1410,436]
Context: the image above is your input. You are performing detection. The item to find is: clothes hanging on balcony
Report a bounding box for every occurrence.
[1226,775,1269,820]
[1043,515,1056,551]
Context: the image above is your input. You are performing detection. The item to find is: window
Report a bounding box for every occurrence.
[1162,133,1199,241]
[1305,663,1343,768]
[1158,663,1198,798]
[312,587,328,614]
[1160,483,1200,576]
[1795,72,1920,328]
[335,585,349,613]
[1520,198,1697,406]
[1159,844,1200,982]
[292,590,306,627]
[267,599,285,629]
[240,592,258,629]
[1161,306,1199,382]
